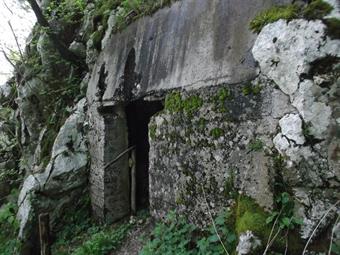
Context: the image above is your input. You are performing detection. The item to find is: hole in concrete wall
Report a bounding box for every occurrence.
[125,99,164,210]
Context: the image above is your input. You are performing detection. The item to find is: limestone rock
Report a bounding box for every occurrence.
[236,231,261,255]
[17,99,88,240]
[252,19,340,95]
[292,80,332,139]
[279,114,305,145]
[101,10,117,50]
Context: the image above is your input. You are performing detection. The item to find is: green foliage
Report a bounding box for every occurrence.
[332,242,340,255]
[303,0,333,20]
[165,92,183,112]
[72,223,132,255]
[141,210,237,255]
[210,128,224,139]
[140,211,197,255]
[266,192,303,231]
[250,4,299,33]
[0,190,21,255]
[114,0,175,31]
[53,201,148,255]
[250,0,333,33]
[213,88,231,112]
[235,196,270,239]
[93,0,176,33]
[149,124,157,140]
[248,139,264,152]
[165,92,203,115]
[324,18,340,39]
[182,95,203,115]
[46,0,86,25]
[242,83,262,96]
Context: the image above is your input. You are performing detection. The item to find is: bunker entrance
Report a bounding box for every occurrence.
[125,99,163,211]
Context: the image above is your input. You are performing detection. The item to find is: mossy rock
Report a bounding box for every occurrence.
[234,196,304,254]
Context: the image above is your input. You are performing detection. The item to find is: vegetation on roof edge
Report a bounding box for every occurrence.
[250,0,334,33]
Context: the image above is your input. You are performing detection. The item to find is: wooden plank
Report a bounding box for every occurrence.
[38,213,51,255]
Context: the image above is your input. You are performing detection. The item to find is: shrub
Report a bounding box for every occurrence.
[141,210,237,255]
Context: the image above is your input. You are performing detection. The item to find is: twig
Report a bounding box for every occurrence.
[7,21,24,61]
[302,200,340,255]
[263,208,283,255]
[201,184,230,255]
[0,49,16,69]
[328,214,340,255]
[2,0,13,14]
[284,229,289,255]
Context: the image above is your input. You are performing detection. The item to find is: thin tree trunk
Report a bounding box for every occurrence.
[26,0,88,70]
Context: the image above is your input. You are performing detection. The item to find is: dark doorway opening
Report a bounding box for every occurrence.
[125,99,163,210]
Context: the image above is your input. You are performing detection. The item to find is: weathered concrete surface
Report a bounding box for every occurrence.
[87,0,287,105]
[87,0,288,223]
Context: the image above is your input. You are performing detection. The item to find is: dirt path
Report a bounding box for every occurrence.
[111,217,155,255]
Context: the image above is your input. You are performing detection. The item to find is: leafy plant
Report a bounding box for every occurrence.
[0,191,21,254]
[141,210,237,255]
[210,128,224,139]
[248,139,264,152]
[72,223,132,255]
[266,192,303,230]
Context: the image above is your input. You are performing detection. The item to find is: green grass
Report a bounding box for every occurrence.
[303,0,333,20]
[0,190,21,255]
[250,4,299,33]
[250,0,333,33]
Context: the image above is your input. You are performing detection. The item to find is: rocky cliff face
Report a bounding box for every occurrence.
[0,0,339,254]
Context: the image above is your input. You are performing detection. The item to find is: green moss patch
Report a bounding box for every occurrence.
[165,91,203,115]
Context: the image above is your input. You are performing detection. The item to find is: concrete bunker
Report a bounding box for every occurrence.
[88,0,281,222]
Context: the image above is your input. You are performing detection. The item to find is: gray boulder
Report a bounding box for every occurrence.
[17,98,88,240]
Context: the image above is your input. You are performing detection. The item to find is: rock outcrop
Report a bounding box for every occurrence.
[17,99,88,243]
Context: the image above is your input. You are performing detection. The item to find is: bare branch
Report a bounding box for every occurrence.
[2,0,13,14]
[7,21,24,61]
[0,50,16,69]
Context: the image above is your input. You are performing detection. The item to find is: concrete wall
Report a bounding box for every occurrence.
[87,0,288,105]
[87,0,288,222]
